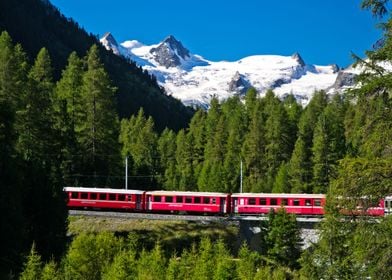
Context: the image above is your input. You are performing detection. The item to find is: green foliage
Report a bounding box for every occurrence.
[120,108,158,189]
[20,244,43,280]
[236,243,259,280]
[64,232,123,280]
[79,45,121,186]
[266,208,302,270]
[41,261,60,280]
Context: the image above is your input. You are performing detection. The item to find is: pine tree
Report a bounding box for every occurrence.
[16,47,68,260]
[288,91,327,193]
[222,97,247,193]
[272,163,290,193]
[267,207,301,269]
[312,95,347,193]
[54,51,84,185]
[79,45,120,186]
[20,244,43,280]
[236,243,258,280]
[175,129,196,191]
[0,31,26,276]
[158,128,178,190]
[264,97,292,190]
[241,101,267,192]
[41,261,60,280]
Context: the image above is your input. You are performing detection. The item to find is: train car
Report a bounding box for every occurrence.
[64,187,146,211]
[145,191,231,214]
[231,193,326,215]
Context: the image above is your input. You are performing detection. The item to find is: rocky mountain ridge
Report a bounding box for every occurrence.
[101,33,358,108]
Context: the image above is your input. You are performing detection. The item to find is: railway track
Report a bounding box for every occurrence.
[68,210,323,223]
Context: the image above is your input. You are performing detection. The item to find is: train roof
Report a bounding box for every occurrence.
[145,190,229,197]
[231,193,326,199]
[63,187,145,195]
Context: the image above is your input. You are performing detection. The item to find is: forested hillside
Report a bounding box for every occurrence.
[0,0,391,279]
[0,0,194,131]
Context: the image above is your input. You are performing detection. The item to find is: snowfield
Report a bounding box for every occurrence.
[101,33,354,108]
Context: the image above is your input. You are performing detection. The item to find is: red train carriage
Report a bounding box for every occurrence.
[231,193,326,215]
[64,187,146,211]
[145,191,231,214]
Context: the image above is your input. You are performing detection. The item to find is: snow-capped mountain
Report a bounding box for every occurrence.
[100,33,355,108]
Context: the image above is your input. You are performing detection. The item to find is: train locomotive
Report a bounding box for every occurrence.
[64,187,391,217]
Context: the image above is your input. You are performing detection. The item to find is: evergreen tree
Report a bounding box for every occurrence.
[288,91,328,193]
[241,101,267,192]
[120,108,159,189]
[19,244,43,280]
[79,45,120,186]
[213,239,235,280]
[272,163,290,193]
[16,47,67,260]
[264,96,292,190]
[222,97,247,193]
[266,208,301,269]
[0,31,26,276]
[41,261,60,280]
[236,243,259,280]
[175,129,196,191]
[187,109,207,180]
[158,128,178,190]
[192,237,214,280]
[198,115,227,192]
[283,93,303,154]
[64,232,122,280]
[54,51,84,186]
[312,95,347,193]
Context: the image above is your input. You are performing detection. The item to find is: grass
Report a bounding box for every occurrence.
[68,215,239,253]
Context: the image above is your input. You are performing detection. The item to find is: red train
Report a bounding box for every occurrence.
[64,187,391,217]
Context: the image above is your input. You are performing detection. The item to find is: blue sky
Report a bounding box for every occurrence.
[50,0,381,67]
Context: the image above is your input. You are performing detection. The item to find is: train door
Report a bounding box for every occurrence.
[136,194,142,210]
[232,197,239,213]
[220,197,226,213]
[385,196,392,215]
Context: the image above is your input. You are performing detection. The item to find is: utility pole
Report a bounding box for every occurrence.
[125,156,128,190]
[240,159,243,193]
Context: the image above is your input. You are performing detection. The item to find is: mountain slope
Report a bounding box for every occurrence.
[102,33,352,108]
[0,0,194,131]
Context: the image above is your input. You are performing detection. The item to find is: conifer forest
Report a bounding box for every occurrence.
[0,0,391,279]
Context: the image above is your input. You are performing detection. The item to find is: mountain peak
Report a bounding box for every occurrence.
[149,35,190,68]
[100,32,121,55]
[291,52,305,67]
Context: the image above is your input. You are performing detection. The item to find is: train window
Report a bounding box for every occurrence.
[270,198,277,205]
[165,196,173,203]
[314,199,321,206]
[127,195,132,201]
[81,193,88,199]
[90,193,97,200]
[109,194,116,201]
[293,200,300,206]
[153,196,161,202]
[185,197,192,203]
[281,199,288,206]
[305,199,312,206]
[176,196,183,203]
[260,198,266,205]
[249,198,256,205]
[194,197,201,204]
[71,192,78,199]
[203,197,210,204]
[118,194,126,201]
[212,198,216,204]
[99,193,107,200]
